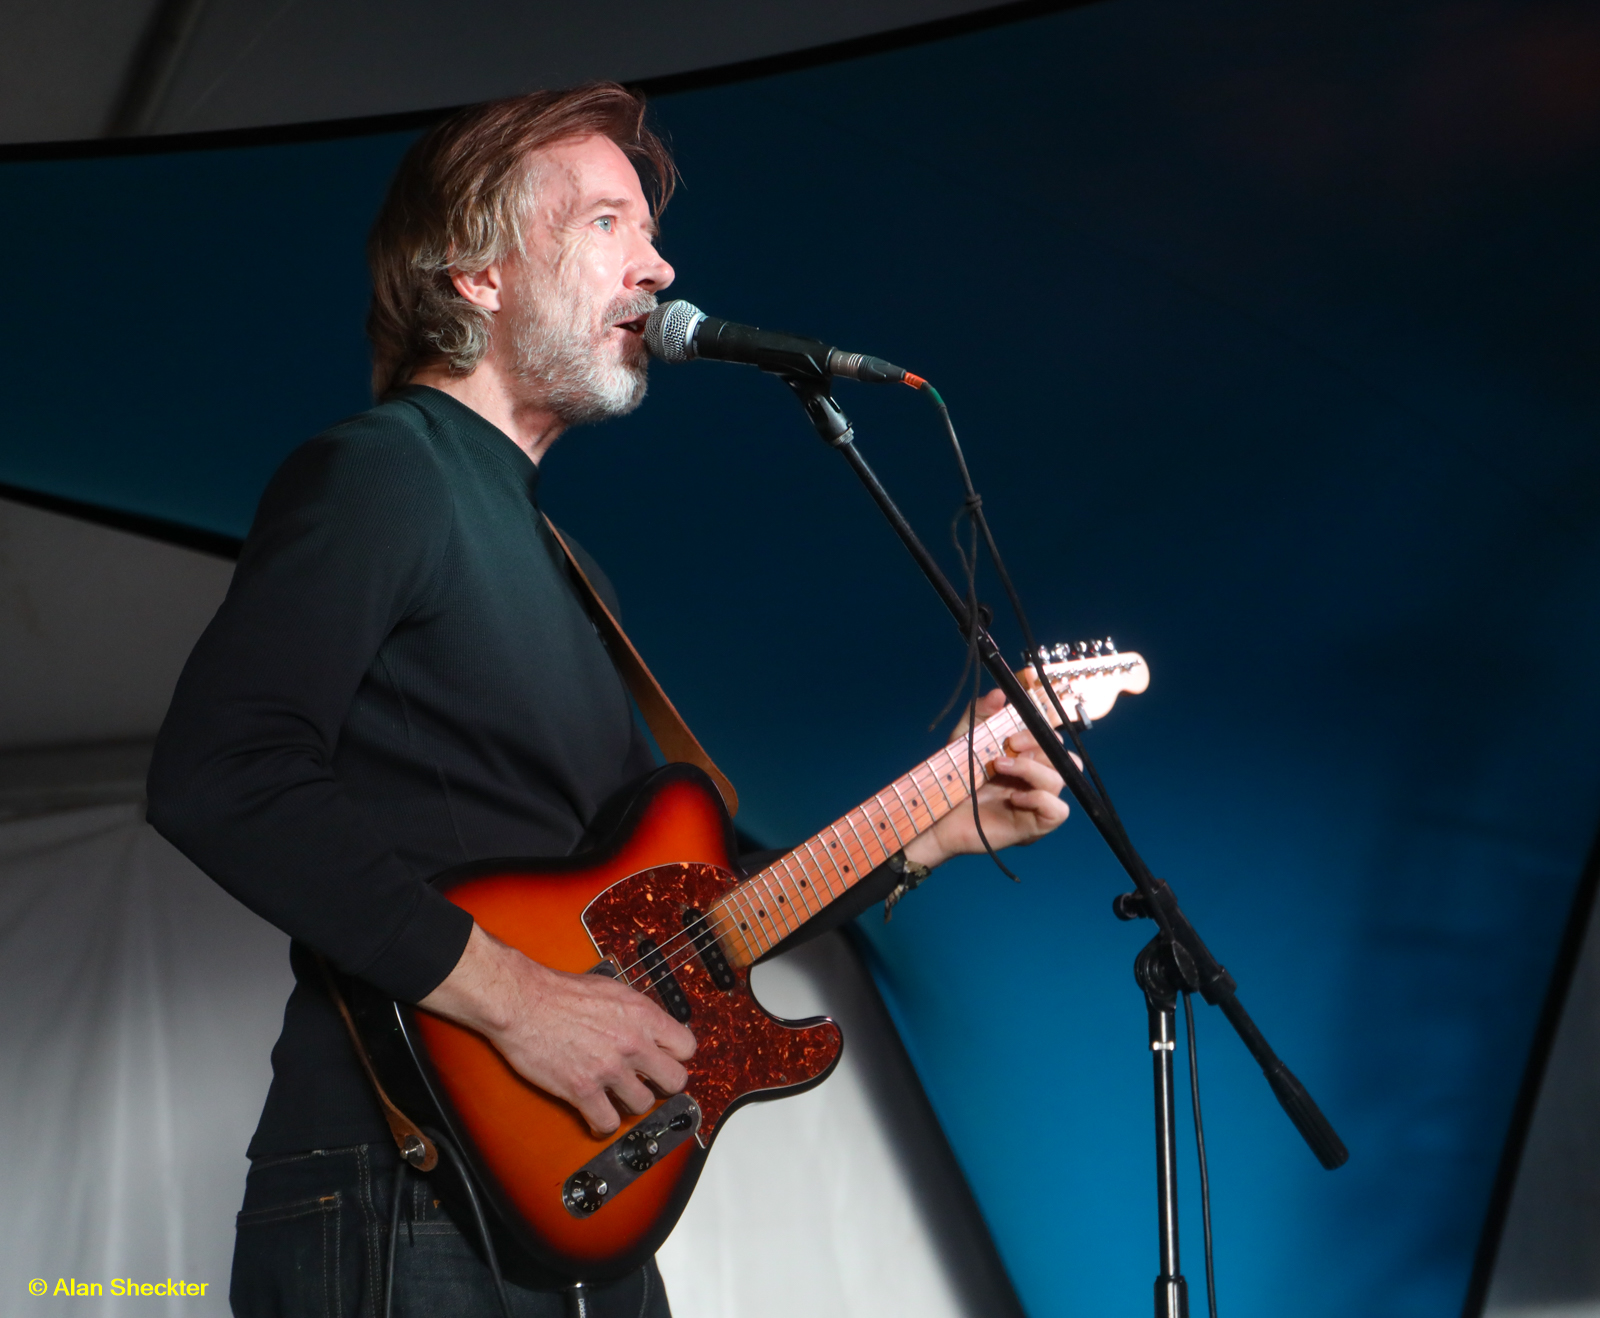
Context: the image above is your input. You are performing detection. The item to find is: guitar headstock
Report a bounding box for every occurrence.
[1019,638,1150,725]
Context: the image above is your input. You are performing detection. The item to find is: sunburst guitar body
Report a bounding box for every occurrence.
[347,642,1149,1283]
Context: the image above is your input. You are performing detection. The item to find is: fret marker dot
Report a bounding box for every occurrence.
[758,910,767,918]
[800,879,808,887]
[778,895,786,903]
[739,922,748,930]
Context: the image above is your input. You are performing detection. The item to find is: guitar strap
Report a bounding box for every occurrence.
[324,516,740,1173]
[542,515,739,817]
[319,956,440,1171]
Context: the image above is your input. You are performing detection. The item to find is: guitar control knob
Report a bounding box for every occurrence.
[668,1108,696,1133]
[563,1170,609,1215]
[619,1128,661,1172]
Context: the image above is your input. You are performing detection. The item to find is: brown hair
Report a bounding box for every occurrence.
[365,83,676,398]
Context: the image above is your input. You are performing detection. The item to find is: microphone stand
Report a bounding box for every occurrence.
[779,374,1347,1315]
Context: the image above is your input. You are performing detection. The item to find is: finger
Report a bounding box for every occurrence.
[575,1088,623,1137]
[1007,787,1071,818]
[636,1051,689,1097]
[608,1071,659,1117]
[657,1020,697,1061]
[1003,729,1040,754]
[988,755,1065,792]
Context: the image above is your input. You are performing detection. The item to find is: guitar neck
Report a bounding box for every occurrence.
[711,701,1033,966]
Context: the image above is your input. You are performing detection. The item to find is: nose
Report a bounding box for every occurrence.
[630,235,674,294]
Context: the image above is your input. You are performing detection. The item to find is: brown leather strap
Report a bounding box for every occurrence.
[318,956,439,1172]
[544,517,739,817]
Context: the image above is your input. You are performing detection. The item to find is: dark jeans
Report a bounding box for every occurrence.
[230,1143,670,1318]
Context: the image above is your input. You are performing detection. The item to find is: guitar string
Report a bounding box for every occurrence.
[605,701,1035,989]
[603,673,1111,989]
[601,661,1137,988]
[602,705,1019,985]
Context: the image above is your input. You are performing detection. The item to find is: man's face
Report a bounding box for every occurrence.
[500,134,675,426]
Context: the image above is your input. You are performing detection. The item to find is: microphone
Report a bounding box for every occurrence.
[643,300,916,385]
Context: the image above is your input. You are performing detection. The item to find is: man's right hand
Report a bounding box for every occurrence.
[417,923,696,1137]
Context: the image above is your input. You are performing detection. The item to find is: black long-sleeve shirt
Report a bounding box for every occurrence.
[149,384,894,1156]
[148,385,664,1153]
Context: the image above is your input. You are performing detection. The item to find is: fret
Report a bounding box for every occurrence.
[774,855,808,929]
[888,779,921,833]
[707,903,741,951]
[938,742,971,797]
[840,811,880,874]
[790,844,825,914]
[913,759,957,813]
[737,881,776,954]
[933,744,968,800]
[716,891,761,963]
[870,791,908,850]
[750,871,794,939]
[706,691,1060,968]
[817,829,852,895]
[784,847,821,917]
[857,794,888,853]
[724,885,766,959]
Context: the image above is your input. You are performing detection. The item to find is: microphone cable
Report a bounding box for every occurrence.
[909,376,1124,828]
[1184,990,1220,1318]
[432,1131,516,1318]
[910,372,1220,1314]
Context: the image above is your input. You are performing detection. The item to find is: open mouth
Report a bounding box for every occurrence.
[614,313,648,336]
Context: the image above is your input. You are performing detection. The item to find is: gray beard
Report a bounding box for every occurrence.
[510,285,655,427]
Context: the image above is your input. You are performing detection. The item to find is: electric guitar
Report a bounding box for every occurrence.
[348,641,1149,1284]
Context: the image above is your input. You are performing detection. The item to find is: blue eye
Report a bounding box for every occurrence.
[596,216,614,232]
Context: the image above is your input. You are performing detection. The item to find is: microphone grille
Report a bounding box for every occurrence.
[644,300,705,364]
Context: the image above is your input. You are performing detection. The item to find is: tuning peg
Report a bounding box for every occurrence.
[1051,643,1070,662]
[1104,636,1117,654]
[1072,641,1089,658]
[1090,639,1105,656]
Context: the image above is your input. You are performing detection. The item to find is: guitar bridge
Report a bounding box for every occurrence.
[561,1094,702,1217]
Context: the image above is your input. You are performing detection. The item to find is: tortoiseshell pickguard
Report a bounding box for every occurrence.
[582,861,842,1139]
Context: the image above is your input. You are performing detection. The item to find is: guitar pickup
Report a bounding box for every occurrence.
[683,907,736,990]
[638,937,691,1023]
[561,1094,702,1218]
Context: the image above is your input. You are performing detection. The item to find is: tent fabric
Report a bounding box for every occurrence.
[0,497,233,751]
[0,799,1004,1315]
[0,804,289,1313]
[0,0,1030,145]
[1484,870,1600,1316]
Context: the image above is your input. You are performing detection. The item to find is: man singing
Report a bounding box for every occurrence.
[148,83,1069,1317]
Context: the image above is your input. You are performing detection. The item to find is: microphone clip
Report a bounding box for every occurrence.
[780,374,854,447]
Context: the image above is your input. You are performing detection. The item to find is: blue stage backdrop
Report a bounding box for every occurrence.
[4,0,1598,1313]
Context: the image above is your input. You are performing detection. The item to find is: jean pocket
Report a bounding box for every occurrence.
[232,1192,345,1318]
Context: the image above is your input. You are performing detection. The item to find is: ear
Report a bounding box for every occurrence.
[450,262,505,312]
